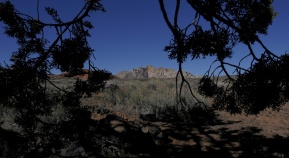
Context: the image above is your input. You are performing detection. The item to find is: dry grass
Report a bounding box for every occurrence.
[82,77,289,157]
[83,78,215,124]
[2,76,289,157]
[87,78,206,110]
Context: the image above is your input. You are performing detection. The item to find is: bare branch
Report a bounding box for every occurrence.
[178,63,202,103]
[159,0,175,35]
[174,0,180,28]
[246,41,260,61]
[256,37,280,59]
[222,62,250,72]
[45,78,69,93]
[37,0,40,20]
[219,60,234,80]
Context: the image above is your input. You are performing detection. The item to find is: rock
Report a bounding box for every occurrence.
[116,65,195,79]
[141,123,160,136]
[141,123,172,145]
[60,141,86,157]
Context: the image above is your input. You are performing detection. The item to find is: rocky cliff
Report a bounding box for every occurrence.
[116,65,195,79]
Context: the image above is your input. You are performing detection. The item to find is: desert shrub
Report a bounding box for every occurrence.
[104,78,176,113]
[86,105,111,115]
[0,104,20,132]
[105,83,131,107]
[184,104,219,126]
[150,102,219,126]
[102,78,215,125]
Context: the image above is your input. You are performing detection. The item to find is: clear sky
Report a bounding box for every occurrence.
[0,0,288,75]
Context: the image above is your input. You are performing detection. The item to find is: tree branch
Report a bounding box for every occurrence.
[32,0,96,71]
[174,0,180,28]
[159,0,176,36]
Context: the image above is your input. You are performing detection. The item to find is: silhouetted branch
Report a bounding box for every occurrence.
[256,37,280,59]
[158,0,175,35]
[246,41,260,61]
[160,0,205,109]
[33,0,98,71]
[45,78,69,93]
[174,0,180,28]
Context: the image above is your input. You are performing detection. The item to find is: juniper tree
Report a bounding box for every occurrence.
[0,0,111,156]
[159,0,288,115]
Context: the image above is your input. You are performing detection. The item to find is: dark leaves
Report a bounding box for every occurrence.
[74,69,112,97]
[0,0,110,156]
[224,0,276,43]
[52,37,92,72]
[187,26,234,60]
[0,1,26,40]
[198,76,220,97]
[162,0,279,115]
[45,7,62,23]
[83,20,93,29]
[232,54,289,114]
[210,54,289,115]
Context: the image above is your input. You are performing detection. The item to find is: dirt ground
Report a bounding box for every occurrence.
[89,102,289,158]
[214,103,289,138]
[3,76,287,157]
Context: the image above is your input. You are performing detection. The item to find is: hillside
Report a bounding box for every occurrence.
[116,65,196,79]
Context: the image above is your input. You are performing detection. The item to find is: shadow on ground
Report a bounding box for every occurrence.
[88,112,289,158]
[1,112,289,158]
[159,123,289,158]
[94,113,289,158]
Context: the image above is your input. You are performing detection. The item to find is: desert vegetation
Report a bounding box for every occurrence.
[81,77,289,158]
[87,78,216,124]
[1,0,289,157]
[2,76,289,157]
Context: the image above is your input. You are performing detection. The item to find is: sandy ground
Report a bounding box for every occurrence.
[88,101,289,157]
[214,103,289,138]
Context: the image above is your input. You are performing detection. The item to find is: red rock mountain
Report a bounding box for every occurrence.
[50,69,119,80]
[116,65,195,79]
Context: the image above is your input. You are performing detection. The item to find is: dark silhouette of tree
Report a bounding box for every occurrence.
[159,0,288,115]
[0,0,288,156]
[0,0,111,156]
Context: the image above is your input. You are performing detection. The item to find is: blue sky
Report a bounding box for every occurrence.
[0,0,288,75]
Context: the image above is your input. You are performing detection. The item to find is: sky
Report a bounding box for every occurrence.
[0,0,288,75]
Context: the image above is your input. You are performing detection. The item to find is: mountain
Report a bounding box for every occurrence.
[116,65,195,79]
[49,69,118,80]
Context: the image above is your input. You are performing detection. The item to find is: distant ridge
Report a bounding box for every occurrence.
[49,69,118,80]
[116,65,195,79]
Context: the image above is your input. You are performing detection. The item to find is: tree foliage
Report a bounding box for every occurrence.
[0,0,287,156]
[0,0,111,156]
[159,0,288,115]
